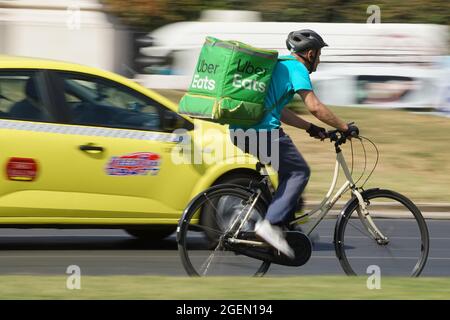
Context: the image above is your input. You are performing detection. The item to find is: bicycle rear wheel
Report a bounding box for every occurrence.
[335,189,429,277]
[177,186,270,277]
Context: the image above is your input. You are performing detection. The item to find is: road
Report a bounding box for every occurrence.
[0,219,448,277]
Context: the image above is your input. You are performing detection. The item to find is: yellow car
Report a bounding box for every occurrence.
[0,55,269,241]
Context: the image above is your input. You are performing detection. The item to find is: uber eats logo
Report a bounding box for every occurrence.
[233,59,267,93]
[191,59,219,91]
[191,58,268,93]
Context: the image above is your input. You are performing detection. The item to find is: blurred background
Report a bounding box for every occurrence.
[0,0,449,202]
[0,0,448,111]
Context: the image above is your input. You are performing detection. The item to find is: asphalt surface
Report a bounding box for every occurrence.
[0,219,448,277]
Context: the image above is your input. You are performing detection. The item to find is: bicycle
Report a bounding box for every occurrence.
[176,127,430,277]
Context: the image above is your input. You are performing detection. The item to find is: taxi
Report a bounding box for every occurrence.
[0,56,267,241]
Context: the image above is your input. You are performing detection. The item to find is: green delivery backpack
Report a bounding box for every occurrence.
[178,36,279,128]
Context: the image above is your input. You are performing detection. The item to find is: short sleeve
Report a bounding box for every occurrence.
[289,62,313,92]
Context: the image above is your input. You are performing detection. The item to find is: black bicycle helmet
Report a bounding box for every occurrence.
[286,29,328,53]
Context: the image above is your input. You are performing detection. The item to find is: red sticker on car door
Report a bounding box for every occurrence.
[6,158,38,181]
[105,152,161,176]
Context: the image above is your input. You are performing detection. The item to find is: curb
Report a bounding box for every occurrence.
[305,201,450,212]
[304,201,450,219]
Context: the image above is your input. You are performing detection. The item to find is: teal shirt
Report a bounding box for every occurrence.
[231,55,313,131]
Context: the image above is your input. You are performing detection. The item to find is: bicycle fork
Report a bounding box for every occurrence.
[339,151,389,244]
[352,189,389,244]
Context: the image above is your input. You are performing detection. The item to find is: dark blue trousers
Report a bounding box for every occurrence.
[231,128,311,226]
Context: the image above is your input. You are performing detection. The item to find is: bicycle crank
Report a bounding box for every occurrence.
[226,231,312,267]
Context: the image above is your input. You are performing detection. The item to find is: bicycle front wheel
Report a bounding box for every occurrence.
[335,189,429,277]
[177,186,271,277]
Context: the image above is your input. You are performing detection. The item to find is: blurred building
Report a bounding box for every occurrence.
[0,0,131,75]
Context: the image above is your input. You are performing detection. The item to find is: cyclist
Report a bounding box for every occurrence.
[230,29,358,258]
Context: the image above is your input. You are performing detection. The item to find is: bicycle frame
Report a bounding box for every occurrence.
[229,143,388,244]
[287,147,388,242]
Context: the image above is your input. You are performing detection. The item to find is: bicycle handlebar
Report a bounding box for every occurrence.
[326,122,359,147]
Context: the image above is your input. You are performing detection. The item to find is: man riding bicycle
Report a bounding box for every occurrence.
[230,29,359,258]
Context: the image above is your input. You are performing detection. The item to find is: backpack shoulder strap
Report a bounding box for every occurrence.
[278,55,297,62]
[264,56,296,114]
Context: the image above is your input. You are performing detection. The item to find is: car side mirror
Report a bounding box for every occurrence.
[164,110,184,131]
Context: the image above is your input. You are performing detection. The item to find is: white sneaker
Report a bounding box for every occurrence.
[255,220,295,259]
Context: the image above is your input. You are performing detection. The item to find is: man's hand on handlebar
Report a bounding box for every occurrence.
[344,124,359,138]
[307,122,359,143]
[306,123,327,140]
[326,123,360,145]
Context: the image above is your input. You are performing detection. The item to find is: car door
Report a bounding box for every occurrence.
[46,71,201,222]
[0,69,78,219]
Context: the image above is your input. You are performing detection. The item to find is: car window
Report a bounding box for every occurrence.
[0,71,52,122]
[58,73,163,131]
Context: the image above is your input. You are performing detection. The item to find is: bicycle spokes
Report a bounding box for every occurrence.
[337,192,429,277]
[178,188,270,276]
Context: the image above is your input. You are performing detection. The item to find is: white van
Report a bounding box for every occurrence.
[138,11,447,75]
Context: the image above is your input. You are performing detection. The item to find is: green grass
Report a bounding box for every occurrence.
[156,89,450,203]
[1,275,450,299]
